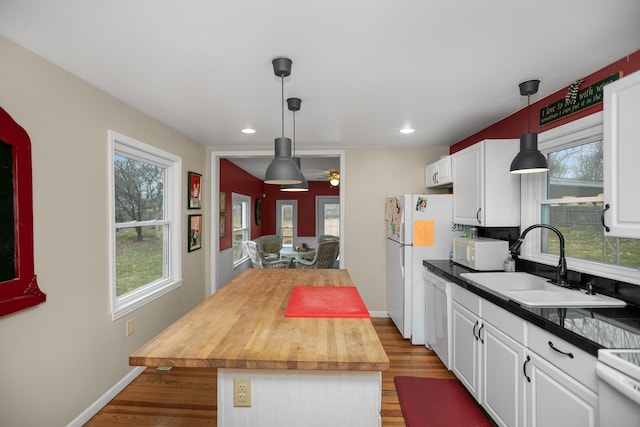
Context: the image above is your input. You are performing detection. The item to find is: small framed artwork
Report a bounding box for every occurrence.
[188,214,202,252]
[219,191,226,214]
[254,198,262,225]
[188,172,202,209]
[219,215,226,238]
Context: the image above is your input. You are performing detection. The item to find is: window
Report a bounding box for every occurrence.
[317,196,340,237]
[277,200,297,247]
[232,193,250,264]
[522,113,640,282]
[109,131,181,320]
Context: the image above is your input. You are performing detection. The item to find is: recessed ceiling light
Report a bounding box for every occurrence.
[400,128,415,134]
[241,128,256,134]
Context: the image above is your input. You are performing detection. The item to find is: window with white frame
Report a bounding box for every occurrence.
[108,131,182,321]
[232,193,250,264]
[277,200,297,247]
[317,196,340,237]
[522,113,640,281]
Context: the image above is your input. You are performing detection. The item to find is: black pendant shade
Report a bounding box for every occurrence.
[264,137,304,184]
[281,157,309,191]
[510,133,548,174]
[510,79,548,174]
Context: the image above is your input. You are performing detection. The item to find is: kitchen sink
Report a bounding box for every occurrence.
[459,272,626,308]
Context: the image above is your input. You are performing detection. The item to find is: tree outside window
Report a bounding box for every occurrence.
[541,139,640,269]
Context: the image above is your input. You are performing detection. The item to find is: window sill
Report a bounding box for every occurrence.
[233,256,250,270]
[110,278,182,321]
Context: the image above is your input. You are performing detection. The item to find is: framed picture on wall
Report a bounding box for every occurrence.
[188,171,202,209]
[219,215,226,238]
[188,214,202,252]
[219,191,226,214]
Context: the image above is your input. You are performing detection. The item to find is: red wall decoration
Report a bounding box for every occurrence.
[0,107,45,317]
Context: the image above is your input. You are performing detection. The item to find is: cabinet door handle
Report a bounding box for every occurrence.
[472,320,479,341]
[434,171,439,184]
[476,208,482,224]
[601,204,611,232]
[548,341,574,359]
[523,355,531,383]
[478,323,485,344]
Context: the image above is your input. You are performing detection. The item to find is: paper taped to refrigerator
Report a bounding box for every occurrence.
[414,220,435,246]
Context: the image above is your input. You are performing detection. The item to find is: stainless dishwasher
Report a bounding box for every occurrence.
[424,268,451,369]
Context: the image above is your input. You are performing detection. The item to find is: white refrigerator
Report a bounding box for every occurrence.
[386,194,460,344]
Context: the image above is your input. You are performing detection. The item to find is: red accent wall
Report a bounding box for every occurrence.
[261,181,340,236]
[450,50,640,153]
[219,159,264,251]
[219,159,340,250]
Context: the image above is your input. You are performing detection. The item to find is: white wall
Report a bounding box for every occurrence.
[342,147,449,311]
[0,36,208,426]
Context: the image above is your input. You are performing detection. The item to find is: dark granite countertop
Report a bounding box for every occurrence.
[423,259,640,356]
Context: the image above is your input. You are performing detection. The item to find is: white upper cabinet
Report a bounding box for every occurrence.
[451,139,520,226]
[603,70,640,238]
[425,156,452,188]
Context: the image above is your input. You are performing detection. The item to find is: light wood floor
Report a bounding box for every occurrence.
[86,317,461,426]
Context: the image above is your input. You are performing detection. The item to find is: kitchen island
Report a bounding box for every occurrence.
[129,269,389,427]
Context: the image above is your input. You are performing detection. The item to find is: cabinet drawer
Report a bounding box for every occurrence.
[451,285,479,316]
[527,324,597,391]
[481,300,525,344]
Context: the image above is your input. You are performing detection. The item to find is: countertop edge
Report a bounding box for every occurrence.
[423,260,603,356]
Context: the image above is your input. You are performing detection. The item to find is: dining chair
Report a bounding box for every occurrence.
[258,250,292,269]
[243,241,262,268]
[293,240,339,269]
[255,235,283,261]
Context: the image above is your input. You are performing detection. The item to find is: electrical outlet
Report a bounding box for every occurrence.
[126,319,134,336]
[233,377,251,407]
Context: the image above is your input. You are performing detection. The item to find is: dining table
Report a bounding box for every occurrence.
[279,246,315,260]
[129,269,389,427]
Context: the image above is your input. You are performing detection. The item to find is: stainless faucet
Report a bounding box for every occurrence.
[509,224,568,287]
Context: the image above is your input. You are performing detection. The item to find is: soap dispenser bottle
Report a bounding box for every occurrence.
[503,254,515,272]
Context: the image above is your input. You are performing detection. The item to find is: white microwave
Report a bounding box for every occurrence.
[452,237,509,271]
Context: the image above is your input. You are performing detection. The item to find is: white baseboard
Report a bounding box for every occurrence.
[66,366,145,427]
[369,311,389,318]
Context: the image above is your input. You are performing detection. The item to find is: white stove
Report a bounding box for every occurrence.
[596,349,640,425]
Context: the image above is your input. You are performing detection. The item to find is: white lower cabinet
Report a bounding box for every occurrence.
[525,325,598,427]
[451,287,526,427]
[481,321,526,427]
[451,298,481,398]
[451,285,598,427]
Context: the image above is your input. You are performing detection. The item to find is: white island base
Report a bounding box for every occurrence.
[218,368,382,427]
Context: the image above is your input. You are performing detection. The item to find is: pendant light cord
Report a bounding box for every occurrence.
[527,93,531,133]
[292,109,296,155]
[281,75,285,138]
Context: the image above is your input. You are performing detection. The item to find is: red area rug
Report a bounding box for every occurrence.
[394,376,493,427]
[284,286,370,318]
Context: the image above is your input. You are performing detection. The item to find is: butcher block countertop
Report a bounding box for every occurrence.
[129,269,390,371]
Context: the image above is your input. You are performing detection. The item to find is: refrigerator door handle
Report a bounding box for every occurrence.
[399,245,405,279]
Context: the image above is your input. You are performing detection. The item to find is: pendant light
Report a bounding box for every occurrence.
[281,97,309,192]
[264,57,304,185]
[510,79,549,174]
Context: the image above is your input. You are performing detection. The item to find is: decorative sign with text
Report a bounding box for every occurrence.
[539,72,622,126]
